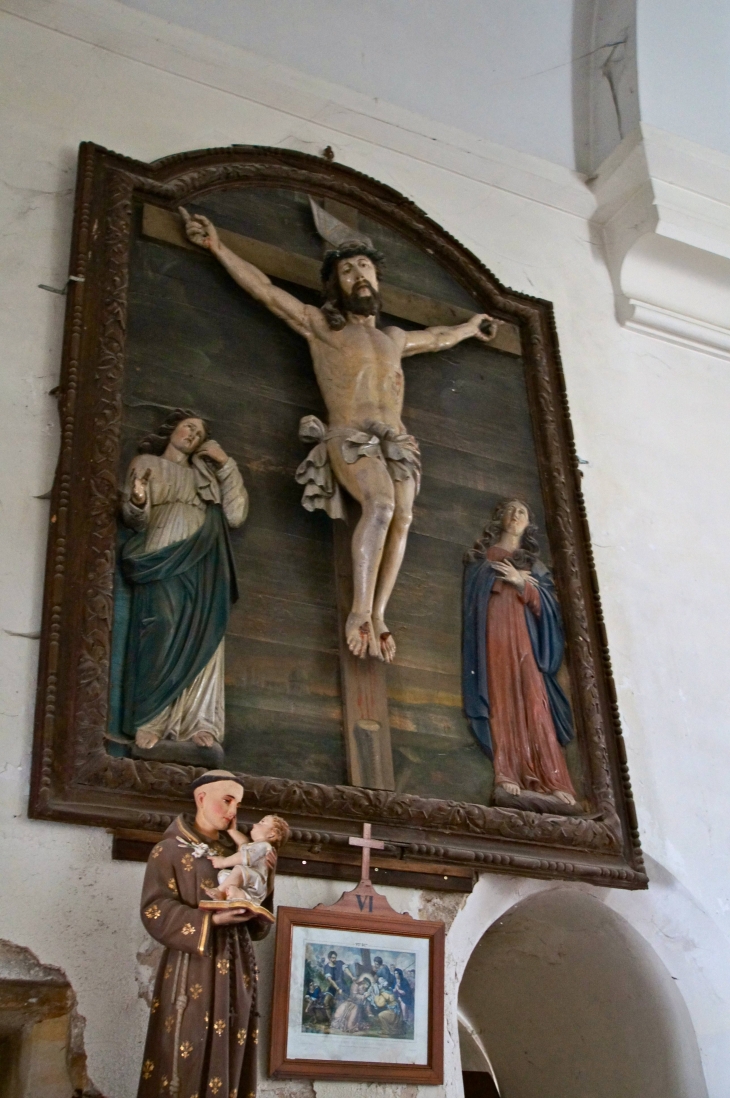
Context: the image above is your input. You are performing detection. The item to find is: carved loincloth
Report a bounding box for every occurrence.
[295,415,421,520]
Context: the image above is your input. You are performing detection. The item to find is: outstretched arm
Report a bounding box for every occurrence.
[398,312,498,357]
[180,208,313,338]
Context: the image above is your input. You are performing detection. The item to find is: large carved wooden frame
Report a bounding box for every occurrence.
[30,142,646,890]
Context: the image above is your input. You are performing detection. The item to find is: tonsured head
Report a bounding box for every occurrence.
[190,770,244,834]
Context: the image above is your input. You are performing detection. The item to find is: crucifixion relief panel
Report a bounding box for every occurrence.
[30,143,645,890]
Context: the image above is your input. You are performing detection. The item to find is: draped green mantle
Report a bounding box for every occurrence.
[118,504,238,737]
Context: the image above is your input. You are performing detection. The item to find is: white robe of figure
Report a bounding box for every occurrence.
[121,452,247,743]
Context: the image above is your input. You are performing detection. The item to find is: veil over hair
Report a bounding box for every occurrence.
[137,408,209,455]
[464,498,541,571]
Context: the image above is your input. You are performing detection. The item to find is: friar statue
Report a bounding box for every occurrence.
[120,410,247,752]
[137,770,277,1098]
[180,207,497,662]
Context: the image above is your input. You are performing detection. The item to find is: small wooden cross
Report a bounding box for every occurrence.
[349,823,385,885]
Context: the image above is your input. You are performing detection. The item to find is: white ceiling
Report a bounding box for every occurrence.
[115,0,578,168]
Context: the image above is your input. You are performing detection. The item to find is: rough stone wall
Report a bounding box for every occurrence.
[0,939,100,1097]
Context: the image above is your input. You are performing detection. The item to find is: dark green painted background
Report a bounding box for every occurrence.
[118,186,582,806]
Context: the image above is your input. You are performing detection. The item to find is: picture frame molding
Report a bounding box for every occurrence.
[269,902,445,1085]
[29,141,646,890]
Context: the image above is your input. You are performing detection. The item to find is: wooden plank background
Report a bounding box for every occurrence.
[119,186,583,807]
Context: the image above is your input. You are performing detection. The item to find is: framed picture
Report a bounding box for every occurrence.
[269,901,444,1084]
[29,141,646,891]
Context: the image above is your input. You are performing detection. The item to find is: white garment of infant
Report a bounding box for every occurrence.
[217,840,273,906]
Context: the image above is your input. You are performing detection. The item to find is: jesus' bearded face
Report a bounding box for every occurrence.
[336,255,381,317]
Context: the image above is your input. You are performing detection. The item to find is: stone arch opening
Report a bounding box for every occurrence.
[457,888,707,1098]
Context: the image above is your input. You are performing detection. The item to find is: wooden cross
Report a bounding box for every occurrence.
[349,823,385,886]
[328,821,402,916]
[141,202,520,794]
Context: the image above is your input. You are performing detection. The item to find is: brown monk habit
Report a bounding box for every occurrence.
[137,815,273,1098]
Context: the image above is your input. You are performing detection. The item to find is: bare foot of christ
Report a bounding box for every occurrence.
[372,616,396,663]
[346,612,380,660]
[498,781,521,797]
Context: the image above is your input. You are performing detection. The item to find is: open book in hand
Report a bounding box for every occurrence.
[198,896,276,922]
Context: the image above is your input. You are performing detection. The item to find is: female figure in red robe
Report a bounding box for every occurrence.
[463,499,577,807]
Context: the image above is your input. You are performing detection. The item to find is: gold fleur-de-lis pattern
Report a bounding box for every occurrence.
[161,1076,169,1089]
[217,958,230,975]
[241,973,250,989]
[209,1079,222,1094]
[214,1019,226,1036]
[181,853,194,872]
[164,963,173,979]
[151,997,160,1013]
[167,878,178,895]
[144,904,161,921]
[236,1028,246,1045]
[230,1090,237,1098]
[201,877,215,890]
[181,923,196,936]
[151,844,163,859]
[164,1016,175,1034]
[189,983,203,1000]
[142,1059,154,1079]
[179,1041,193,1059]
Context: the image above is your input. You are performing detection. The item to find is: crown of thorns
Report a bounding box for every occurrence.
[320,242,385,285]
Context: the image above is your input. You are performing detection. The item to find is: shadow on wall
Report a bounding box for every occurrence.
[458,889,708,1098]
[572,0,639,174]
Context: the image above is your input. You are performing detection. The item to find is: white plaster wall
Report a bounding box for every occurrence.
[0,2,729,1096]
[637,0,730,158]
[114,0,577,168]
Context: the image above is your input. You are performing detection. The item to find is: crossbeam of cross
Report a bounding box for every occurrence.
[141,205,521,355]
[349,823,386,885]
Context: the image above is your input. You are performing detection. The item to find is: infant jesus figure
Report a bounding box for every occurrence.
[199,814,291,922]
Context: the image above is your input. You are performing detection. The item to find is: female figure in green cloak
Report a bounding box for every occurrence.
[119,410,247,751]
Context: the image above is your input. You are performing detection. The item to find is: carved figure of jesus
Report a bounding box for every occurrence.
[181,208,497,661]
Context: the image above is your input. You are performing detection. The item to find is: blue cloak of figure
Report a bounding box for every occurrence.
[108,504,237,745]
[393,969,414,1012]
[462,556,574,759]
